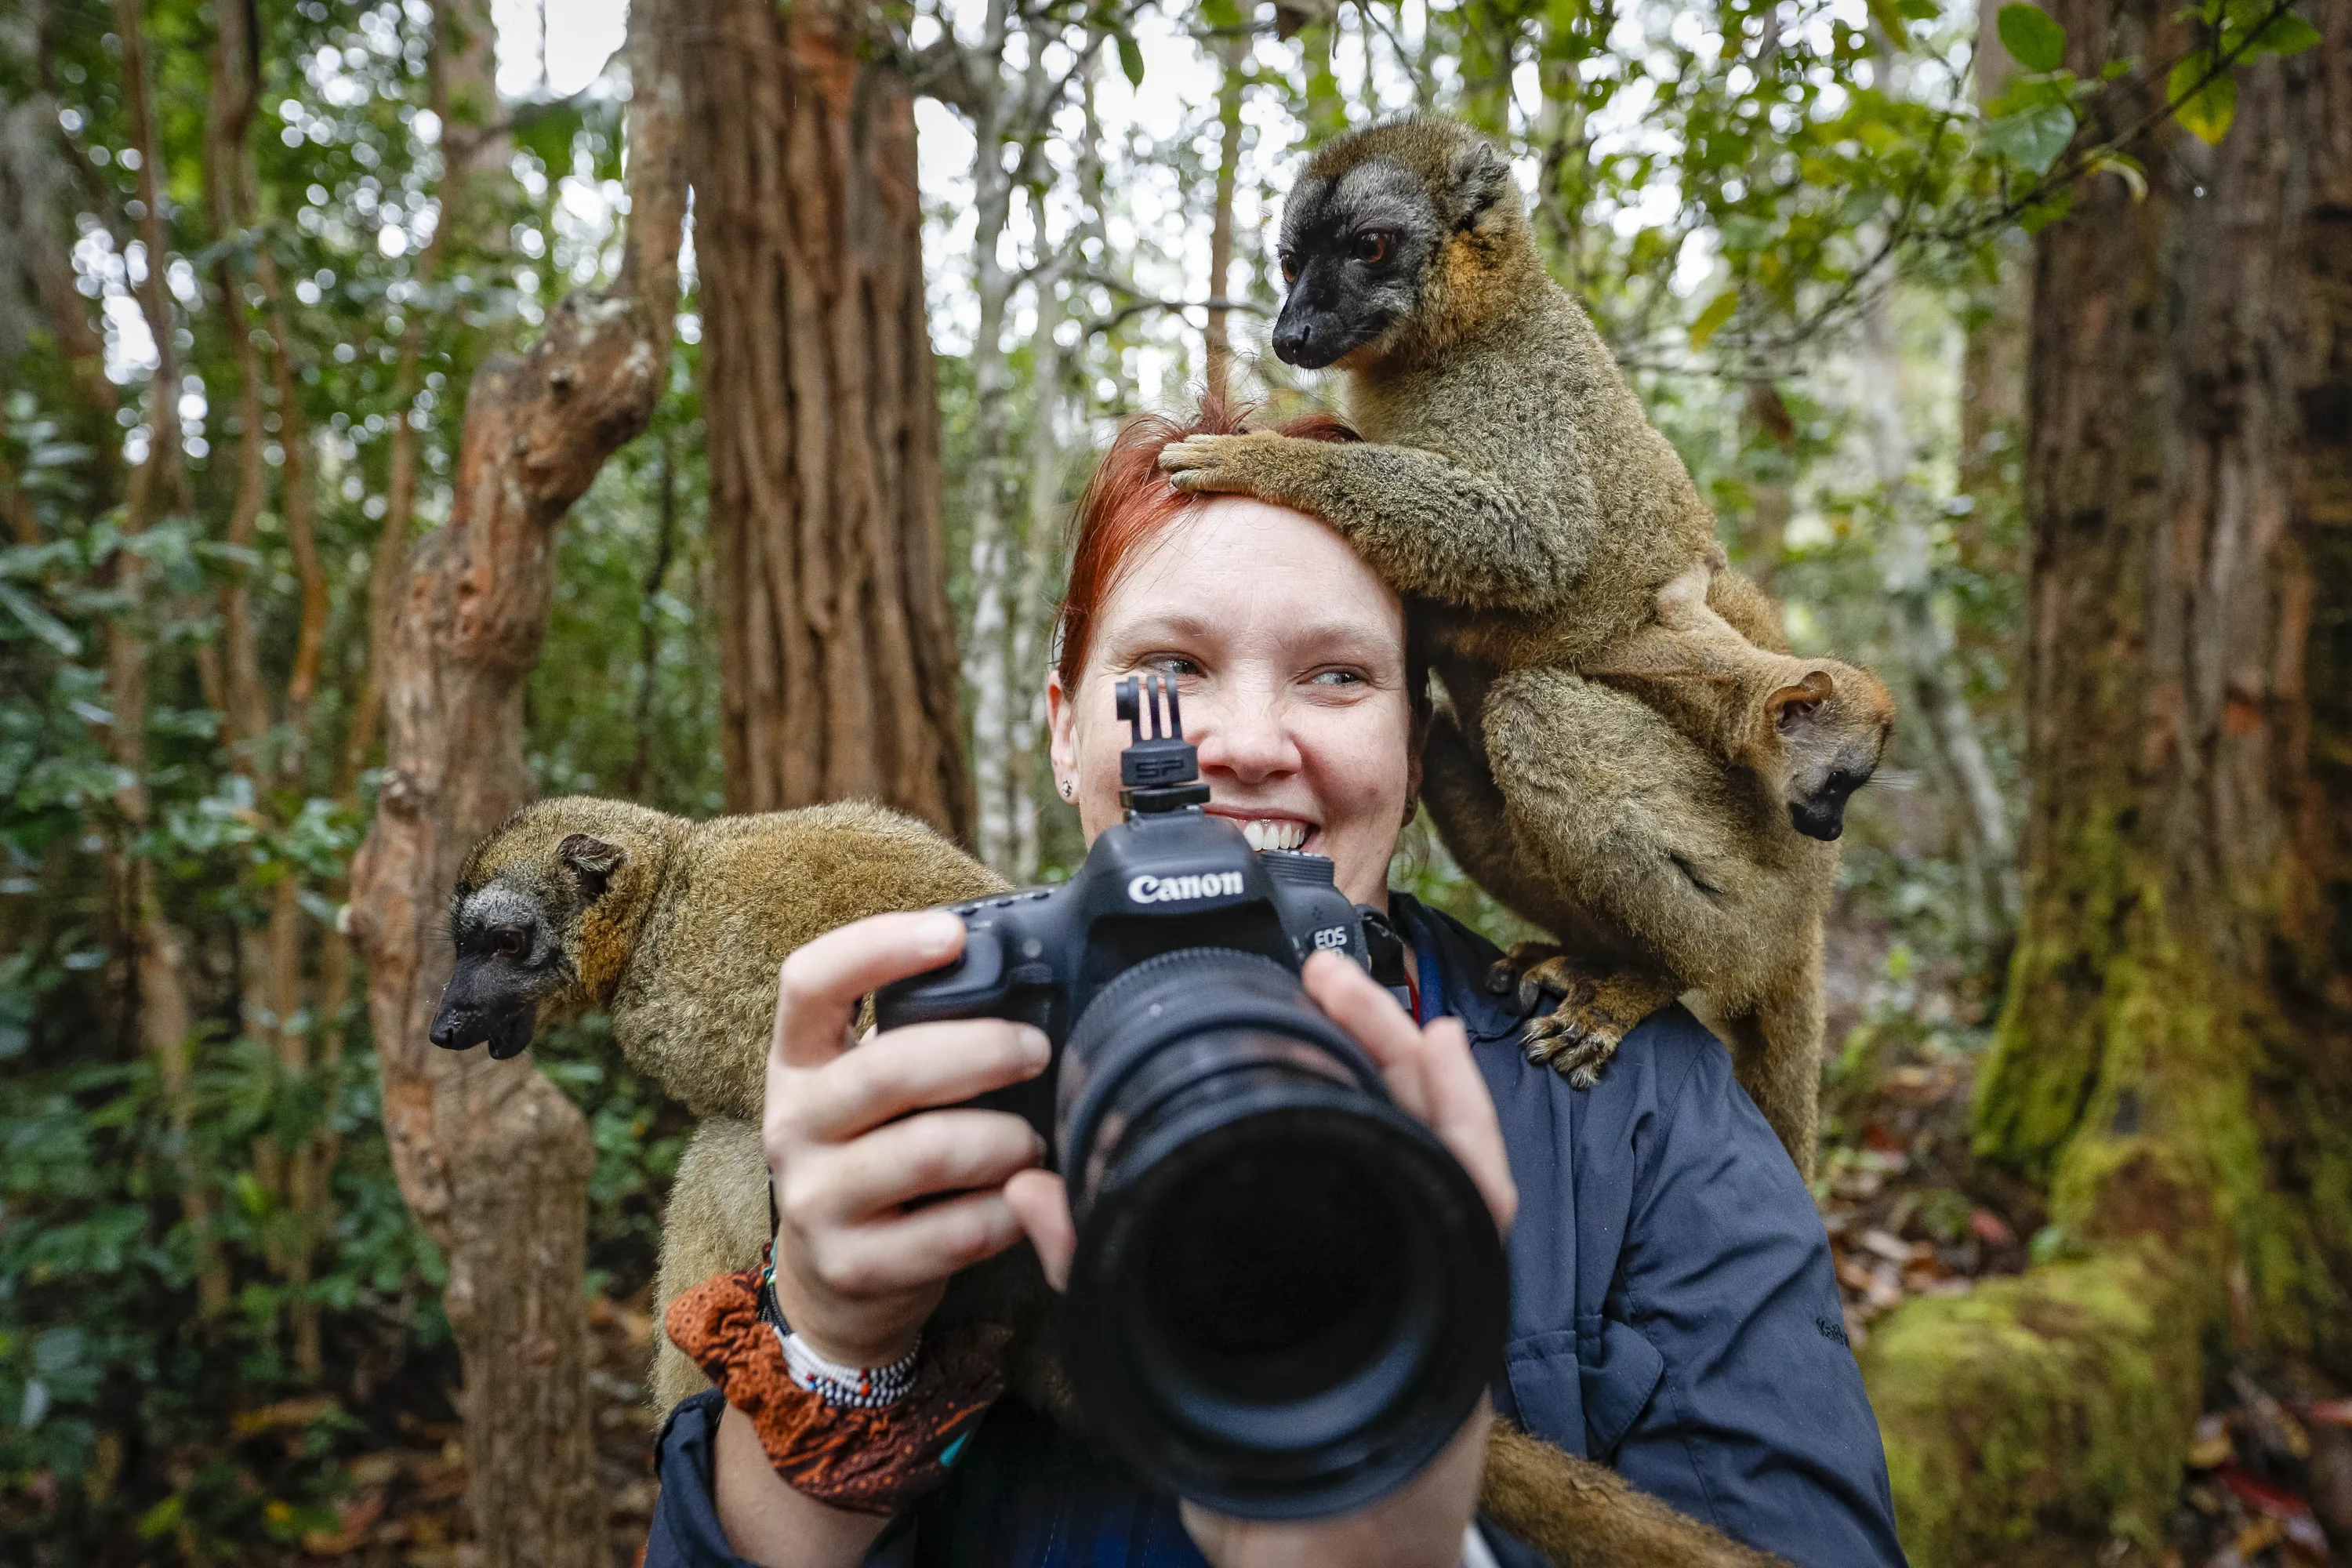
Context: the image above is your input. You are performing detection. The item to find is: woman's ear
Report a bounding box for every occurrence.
[1046,668,1079,792]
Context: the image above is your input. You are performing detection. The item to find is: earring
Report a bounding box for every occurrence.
[1060,779,1076,800]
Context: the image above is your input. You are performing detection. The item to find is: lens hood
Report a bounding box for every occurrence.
[1054,949,1508,1520]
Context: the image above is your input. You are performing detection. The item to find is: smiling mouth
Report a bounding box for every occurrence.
[1211,815,1316,853]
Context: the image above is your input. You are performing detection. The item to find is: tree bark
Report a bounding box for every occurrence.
[344,5,685,1559]
[683,0,972,841]
[1859,5,2352,1561]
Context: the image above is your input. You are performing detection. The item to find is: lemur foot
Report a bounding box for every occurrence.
[1487,944,1679,1090]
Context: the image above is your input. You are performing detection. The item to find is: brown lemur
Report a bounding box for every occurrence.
[428,795,1011,1418]
[1156,115,1893,1175]
[437,797,1788,1568]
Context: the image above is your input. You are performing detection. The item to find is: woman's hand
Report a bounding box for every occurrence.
[764,909,1053,1367]
[1003,949,1517,1568]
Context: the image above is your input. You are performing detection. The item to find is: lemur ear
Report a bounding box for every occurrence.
[1768,670,1837,734]
[557,833,626,900]
[1444,138,1514,231]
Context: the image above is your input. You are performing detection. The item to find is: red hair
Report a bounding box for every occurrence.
[1053,397,1363,694]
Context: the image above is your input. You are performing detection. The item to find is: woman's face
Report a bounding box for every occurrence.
[1047,494,1414,907]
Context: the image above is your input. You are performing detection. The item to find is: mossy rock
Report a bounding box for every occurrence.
[1858,1251,2199,1568]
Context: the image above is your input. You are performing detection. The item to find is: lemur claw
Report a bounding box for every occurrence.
[1493,944,1677,1092]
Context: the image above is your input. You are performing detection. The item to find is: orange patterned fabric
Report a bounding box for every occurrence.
[664,1267,1011,1515]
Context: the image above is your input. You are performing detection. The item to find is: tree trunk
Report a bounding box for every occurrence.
[1858,5,2352,1562]
[683,0,972,841]
[344,6,685,1559]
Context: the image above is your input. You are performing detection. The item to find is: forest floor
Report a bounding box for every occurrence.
[291,1291,662,1567]
[1816,918,2348,1568]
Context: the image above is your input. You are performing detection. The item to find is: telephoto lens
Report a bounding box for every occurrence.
[1053,947,1508,1521]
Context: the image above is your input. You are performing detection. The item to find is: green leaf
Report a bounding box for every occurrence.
[0,584,80,655]
[1688,289,1739,351]
[2169,51,2238,143]
[1864,0,1911,46]
[1986,101,2078,172]
[2019,187,2074,233]
[1117,34,1145,87]
[1997,3,2067,71]
[2245,11,2323,54]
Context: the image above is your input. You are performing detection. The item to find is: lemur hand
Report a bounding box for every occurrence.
[1157,430,1310,496]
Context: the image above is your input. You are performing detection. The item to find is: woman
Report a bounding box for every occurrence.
[645,405,1907,1568]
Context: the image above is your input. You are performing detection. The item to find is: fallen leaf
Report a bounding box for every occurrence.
[302,1487,387,1555]
[230,1396,336,1436]
[347,1452,401,1489]
[2304,1397,2352,1428]
[1968,1208,2016,1247]
[2233,1515,2283,1557]
[1860,1229,1914,1265]
[2282,1514,2332,1563]
[2216,1465,2314,1520]
[2187,1414,2234,1469]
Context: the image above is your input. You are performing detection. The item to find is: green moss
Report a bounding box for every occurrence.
[1860,1251,2200,1568]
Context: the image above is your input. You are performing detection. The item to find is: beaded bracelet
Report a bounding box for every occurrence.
[753,1258,922,1408]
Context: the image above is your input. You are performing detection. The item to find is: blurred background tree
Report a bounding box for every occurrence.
[1,0,2340,1563]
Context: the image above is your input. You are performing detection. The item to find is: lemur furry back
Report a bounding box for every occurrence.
[1157,116,1895,1177]
[438,797,1788,1568]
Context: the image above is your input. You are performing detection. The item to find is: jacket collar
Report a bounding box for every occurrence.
[1386,891,1529,1047]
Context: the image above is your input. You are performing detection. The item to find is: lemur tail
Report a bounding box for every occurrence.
[1478,1423,1790,1567]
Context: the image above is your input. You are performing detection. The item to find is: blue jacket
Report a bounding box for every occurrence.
[644,895,1907,1567]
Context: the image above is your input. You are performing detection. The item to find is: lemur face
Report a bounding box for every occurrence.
[1770,674,1895,842]
[1272,158,1443,370]
[430,831,622,1059]
[433,879,565,1059]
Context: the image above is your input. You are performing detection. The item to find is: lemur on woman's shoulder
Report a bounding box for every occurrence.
[1158,116,1895,1177]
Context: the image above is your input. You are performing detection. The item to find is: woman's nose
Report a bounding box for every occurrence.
[1194,691,1299,782]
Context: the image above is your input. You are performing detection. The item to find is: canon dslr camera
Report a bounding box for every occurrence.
[877,676,1506,1519]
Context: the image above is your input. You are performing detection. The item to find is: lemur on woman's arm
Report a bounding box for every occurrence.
[1158,116,1894,1177]
[434,799,1790,1568]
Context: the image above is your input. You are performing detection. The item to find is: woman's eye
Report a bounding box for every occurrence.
[1352,230,1392,266]
[1309,669,1365,687]
[1143,655,1202,678]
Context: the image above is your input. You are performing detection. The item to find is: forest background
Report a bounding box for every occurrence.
[2,0,2347,1564]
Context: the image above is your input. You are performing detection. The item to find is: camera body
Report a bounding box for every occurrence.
[873,739,1367,1160]
[876,677,1507,1522]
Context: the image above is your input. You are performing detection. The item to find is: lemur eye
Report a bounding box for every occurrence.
[1279,250,1300,285]
[494,928,526,958]
[1352,229,1395,266]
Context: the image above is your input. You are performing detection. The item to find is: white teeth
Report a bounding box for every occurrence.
[1238,819,1308,852]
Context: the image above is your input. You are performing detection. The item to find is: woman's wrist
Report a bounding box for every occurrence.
[764,1230,929,1370]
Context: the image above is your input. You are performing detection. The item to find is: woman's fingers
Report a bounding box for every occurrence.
[789,1019,1049,1142]
[807,1108,1046,1221]
[771,911,967,1071]
[1004,1170,1076,1293]
[1303,952,1515,1235]
[799,1190,1030,1298]
[1303,952,1432,1119]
